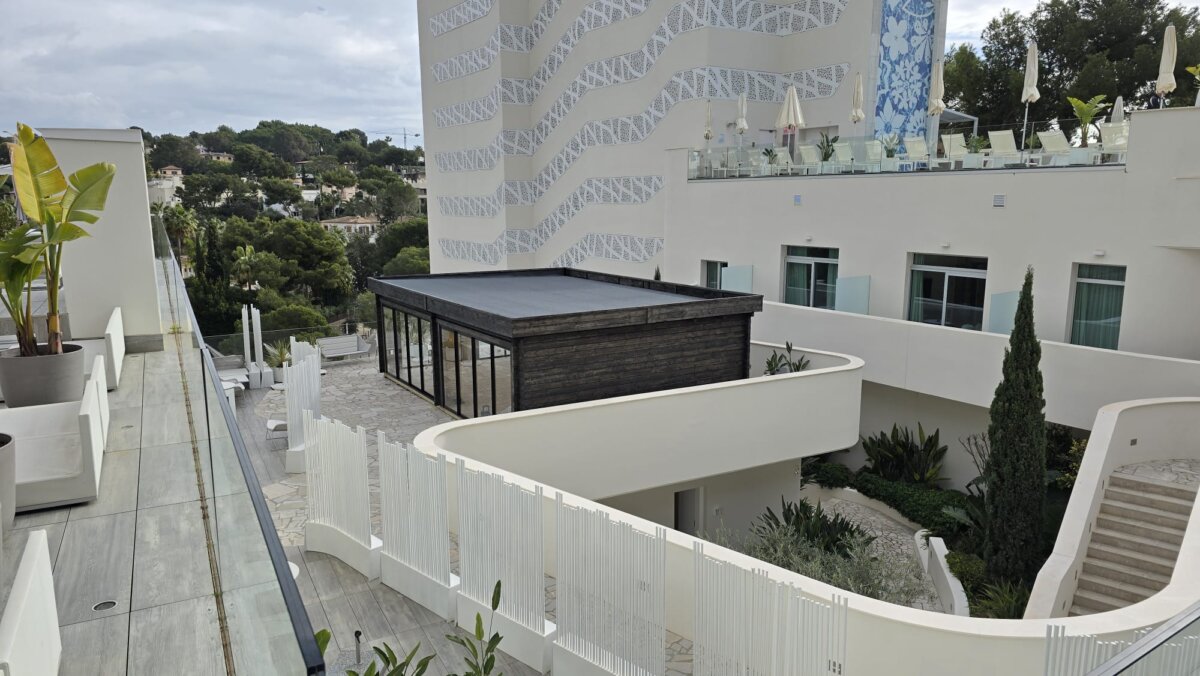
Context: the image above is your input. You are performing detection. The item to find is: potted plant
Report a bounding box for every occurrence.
[817,132,839,173]
[0,123,116,407]
[1188,65,1200,105]
[1066,95,1110,148]
[762,147,778,165]
[964,134,989,169]
[880,134,900,171]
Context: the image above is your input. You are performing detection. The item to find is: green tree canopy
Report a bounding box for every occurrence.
[381,246,431,276]
[231,143,293,179]
[150,134,203,172]
[944,1,1200,135]
[259,177,302,207]
[260,303,328,332]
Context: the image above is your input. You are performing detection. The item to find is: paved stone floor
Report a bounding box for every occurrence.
[241,361,693,673]
[823,498,943,612]
[1115,459,1200,487]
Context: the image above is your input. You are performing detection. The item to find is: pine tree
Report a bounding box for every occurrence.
[984,266,1046,583]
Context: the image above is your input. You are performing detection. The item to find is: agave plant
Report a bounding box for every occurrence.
[264,339,291,369]
[861,423,947,485]
[2,123,116,356]
[1066,95,1110,148]
[752,497,871,557]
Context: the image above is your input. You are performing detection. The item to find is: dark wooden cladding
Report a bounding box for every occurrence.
[513,315,750,410]
[369,268,760,418]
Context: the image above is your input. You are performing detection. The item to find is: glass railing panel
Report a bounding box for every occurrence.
[1088,602,1200,675]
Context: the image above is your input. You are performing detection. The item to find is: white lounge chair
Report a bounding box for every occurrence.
[987,130,1024,167]
[76,306,125,390]
[1097,122,1129,163]
[901,136,932,169]
[831,142,856,173]
[797,145,822,175]
[862,140,883,173]
[0,530,61,674]
[2,356,108,512]
[1034,130,1073,166]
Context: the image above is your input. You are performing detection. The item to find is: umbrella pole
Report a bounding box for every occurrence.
[1021,103,1029,153]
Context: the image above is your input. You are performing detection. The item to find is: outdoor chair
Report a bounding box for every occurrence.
[862,140,883,173]
[1034,130,1073,166]
[901,136,931,169]
[797,145,822,175]
[1097,122,1129,163]
[830,142,855,173]
[77,307,125,390]
[987,130,1024,167]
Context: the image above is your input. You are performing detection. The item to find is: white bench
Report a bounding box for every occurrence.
[0,530,61,674]
[78,306,125,390]
[2,355,108,512]
[316,334,371,360]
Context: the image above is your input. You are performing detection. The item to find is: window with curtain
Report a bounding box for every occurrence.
[907,254,987,330]
[702,260,728,289]
[1071,264,1125,350]
[782,246,839,309]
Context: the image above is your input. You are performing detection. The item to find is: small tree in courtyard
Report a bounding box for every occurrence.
[984,266,1046,583]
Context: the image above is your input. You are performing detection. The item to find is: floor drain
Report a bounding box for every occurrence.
[92,600,117,611]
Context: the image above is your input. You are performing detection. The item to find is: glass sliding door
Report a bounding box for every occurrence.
[782,246,838,308]
[908,254,987,330]
[435,325,512,418]
[1071,264,1125,349]
[380,304,435,399]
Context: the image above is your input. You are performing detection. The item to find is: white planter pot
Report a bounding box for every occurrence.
[0,343,87,407]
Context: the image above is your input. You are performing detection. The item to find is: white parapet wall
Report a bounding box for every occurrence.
[1029,397,1200,620]
[423,342,863,501]
[413,376,1200,674]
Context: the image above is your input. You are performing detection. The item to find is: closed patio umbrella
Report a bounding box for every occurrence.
[927,61,946,116]
[735,93,749,146]
[703,100,713,144]
[1110,95,1125,123]
[1020,41,1040,151]
[850,73,866,123]
[1156,25,1177,107]
[776,84,805,130]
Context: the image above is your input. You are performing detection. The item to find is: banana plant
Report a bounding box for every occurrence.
[1066,95,1110,148]
[4,122,116,355]
[1188,65,1200,105]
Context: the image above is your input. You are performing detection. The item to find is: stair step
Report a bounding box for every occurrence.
[1071,588,1124,614]
[1086,541,1177,577]
[1099,500,1191,530]
[1094,513,1184,545]
[1077,573,1157,604]
[1103,485,1195,516]
[1109,474,1199,502]
[1082,557,1171,589]
[1091,528,1182,562]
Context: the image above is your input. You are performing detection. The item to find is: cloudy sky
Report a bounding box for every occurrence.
[0,0,1193,141]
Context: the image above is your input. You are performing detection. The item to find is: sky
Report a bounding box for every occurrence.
[1,0,1195,141]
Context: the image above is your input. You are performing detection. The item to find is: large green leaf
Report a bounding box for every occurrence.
[10,123,68,225]
[60,162,116,227]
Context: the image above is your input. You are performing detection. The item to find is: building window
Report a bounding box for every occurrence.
[702,260,728,289]
[1070,264,1125,350]
[908,254,987,330]
[783,246,838,309]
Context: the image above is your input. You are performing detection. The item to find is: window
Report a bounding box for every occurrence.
[908,254,988,330]
[783,246,839,309]
[381,305,433,398]
[702,260,728,289]
[1070,264,1125,349]
[437,325,512,418]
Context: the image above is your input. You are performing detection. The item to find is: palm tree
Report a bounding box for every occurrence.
[1066,95,1110,148]
[161,205,198,257]
[231,244,257,289]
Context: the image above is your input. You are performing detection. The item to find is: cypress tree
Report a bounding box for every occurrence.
[984,266,1046,583]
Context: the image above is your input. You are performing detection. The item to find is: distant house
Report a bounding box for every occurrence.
[149,166,185,206]
[195,146,234,163]
[158,165,183,178]
[320,215,379,237]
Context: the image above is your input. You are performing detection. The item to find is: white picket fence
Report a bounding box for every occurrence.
[555,495,666,676]
[379,432,452,587]
[283,353,320,473]
[457,460,546,632]
[1044,625,1154,675]
[693,543,848,676]
[304,412,373,546]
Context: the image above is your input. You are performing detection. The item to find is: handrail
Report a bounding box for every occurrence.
[1086,600,1200,675]
[167,252,326,674]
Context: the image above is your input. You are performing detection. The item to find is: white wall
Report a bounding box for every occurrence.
[41,128,163,339]
[752,300,1200,432]
[424,344,863,501]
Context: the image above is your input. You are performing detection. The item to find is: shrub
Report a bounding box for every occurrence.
[764,341,810,375]
[973,580,1031,619]
[752,498,869,557]
[945,551,987,600]
[1053,438,1089,491]
[808,462,853,489]
[861,423,947,486]
[852,472,970,536]
[260,304,334,336]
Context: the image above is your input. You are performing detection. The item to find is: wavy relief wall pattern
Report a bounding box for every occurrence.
[431,0,564,39]
[434,0,847,129]
[439,176,663,263]
[552,234,664,266]
[435,63,847,216]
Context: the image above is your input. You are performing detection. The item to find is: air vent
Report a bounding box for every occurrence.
[793,194,803,206]
[992,194,1007,207]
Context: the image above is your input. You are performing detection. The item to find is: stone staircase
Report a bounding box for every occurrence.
[1070,473,1198,616]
